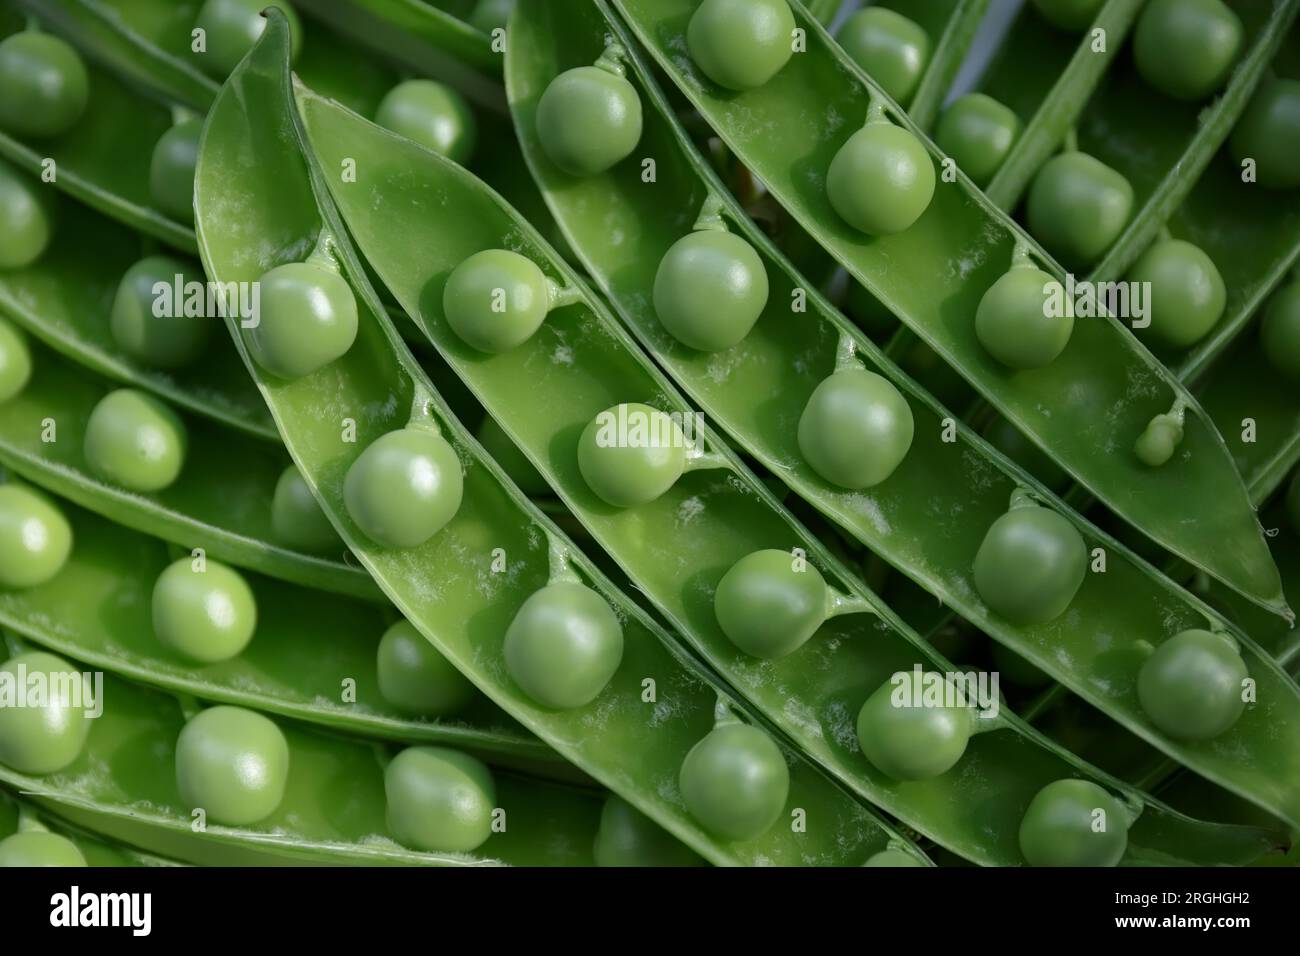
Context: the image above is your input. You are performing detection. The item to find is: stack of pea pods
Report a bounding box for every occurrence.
[0,0,1296,869]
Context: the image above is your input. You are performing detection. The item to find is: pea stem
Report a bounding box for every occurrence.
[15,806,48,834]
[370,742,393,771]
[545,278,583,311]
[175,693,202,722]
[1009,241,1038,272]
[863,97,888,128]
[544,535,582,585]
[1062,127,1079,153]
[711,694,744,729]
[593,41,629,78]
[1156,225,1174,243]
[406,383,445,437]
[24,16,39,32]
[825,588,874,618]
[305,228,343,276]
[691,194,729,233]
[832,333,859,373]
[1007,486,1039,512]
[170,104,198,127]
[682,449,728,472]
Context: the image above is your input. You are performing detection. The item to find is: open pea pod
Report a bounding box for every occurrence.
[498,0,1300,837]
[195,11,911,868]
[1,786,181,866]
[0,487,561,773]
[0,647,602,866]
[611,0,1285,618]
[0,337,381,601]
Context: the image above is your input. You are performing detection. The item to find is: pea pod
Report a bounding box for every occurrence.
[1,787,181,866]
[611,0,1285,618]
[195,10,913,867]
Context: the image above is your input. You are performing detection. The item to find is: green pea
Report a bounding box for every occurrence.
[0,32,88,139]
[577,403,686,508]
[536,65,642,177]
[384,746,495,853]
[374,80,477,166]
[0,158,53,269]
[797,368,914,489]
[475,414,549,497]
[679,723,789,841]
[83,388,188,492]
[1260,282,1300,379]
[270,464,342,553]
[193,0,303,79]
[973,498,1087,625]
[864,848,924,867]
[1230,77,1300,191]
[504,581,624,710]
[377,620,477,718]
[935,93,1023,188]
[1026,152,1133,269]
[0,484,72,589]
[110,255,212,369]
[0,316,33,404]
[1029,0,1105,31]
[714,549,826,659]
[983,415,1069,491]
[1137,629,1247,741]
[152,557,257,664]
[1128,239,1226,350]
[844,280,899,342]
[149,119,203,223]
[1134,415,1183,468]
[343,427,464,549]
[687,0,795,92]
[0,651,92,774]
[856,670,973,780]
[836,8,930,106]
[470,0,516,34]
[0,831,87,867]
[1018,779,1128,867]
[1133,0,1241,102]
[592,795,705,867]
[975,266,1073,369]
[827,122,935,236]
[246,262,359,379]
[175,705,289,826]
[442,249,550,353]
[653,230,769,352]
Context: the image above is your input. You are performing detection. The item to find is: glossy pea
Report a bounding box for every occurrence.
[687,0,795,92]
[376,620,477,718]
[152,557,257,664]
[110,255,212,369]
[1230,78,1300,191]
[714,549,826,659]
[442,249,550,353]
[270,464,342,553]
[1133,0,1241,102]
[836,8,930,106]
[1138,629,1248,741]
[470,0,517,34]
[1018,779,1128,867]
[935,93,1022,188]
[193,0,303,78]
[1026,152,1133,269]
[827,122,935,236]
[174,705,289,825]
[0,484,72,588]
[149,119,203,223]
[1029,0,1105,31]
[0,317,33,404]
[1127,239,1226,350]
[1134,415,1184,468]
[246,262,359,379]
[536,64,642,177]
[679,723,789,842]
[374,80,477,165]
[975,266,1073,369]
[0,652,92,774]
[797,368,914,489]
[592,796,705,867]
[577,403,686,508]
[1261,282,1300,380]
[864,848,924,867]
[0,831,86,867]
[0,158,53,269]
[384,746,495,853]
[504,581,624,710]
[83,388,188,492]
[475,414,549,497]
[856,670,973,780]
[343,427,464,549]
[653,230,769,352]
[0,32,88,139]
[973,497,1087,625]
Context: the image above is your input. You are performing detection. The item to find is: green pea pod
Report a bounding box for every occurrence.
[0,649,602,866]
[195,9,911,867]
[611,0,1286,618]
[1,787,182,866]
[0,488,563,773]
[0,338,380,600]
